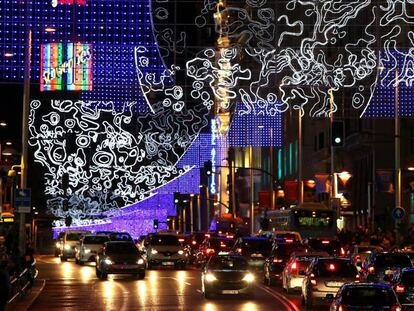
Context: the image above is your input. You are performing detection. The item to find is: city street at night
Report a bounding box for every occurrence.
[30,256,301,311]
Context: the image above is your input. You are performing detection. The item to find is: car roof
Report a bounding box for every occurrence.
[241,236,269,241]
[344,283,392,290]
[316,257,352,262]
[106,241,135,245]
[401,267,414,273]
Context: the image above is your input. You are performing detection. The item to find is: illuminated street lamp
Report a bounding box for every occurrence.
[337,171,352,186]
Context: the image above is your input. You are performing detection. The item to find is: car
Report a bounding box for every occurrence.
[301,257,360,309]
[146,234,188,269]
[347,244,383,268]
[107,232,133,242]
[233,236,272,270]
[304,237,346,256]
[184,232,209,264]
[60,230,91,261]
[272,231,303,244]
[201,254,255,299]
[391,267,414,309]
[329,283,402,311]
[362,252,413,283]
[54,231,65,257]
[282,251,329,293]
[195,237,234,267]
[75,234,109,265]
[95,241,145,279]
[263,241,309,286]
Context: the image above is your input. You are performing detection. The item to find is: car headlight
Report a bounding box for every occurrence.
[178,250,184,255]
[64,244,71,250]
[204,273,217,282]
[104,259,113,265]
[56,242,61,248]
[137,259,144,265]
[242,273,255,282]
[84,248,91,254]
[151,249,158,255]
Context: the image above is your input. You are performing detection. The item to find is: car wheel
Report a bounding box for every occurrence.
[204,290,213,299]
[101,272,107,279]
[79,260,84,266]
[136,272,145,279]
[60,256,67,262]
[96,267,102,278]
[305,294,313,310]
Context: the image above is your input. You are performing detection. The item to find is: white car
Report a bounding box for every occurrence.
[60,230,91,261]
[282,251,328,293]
[75,234,109,265]
[146,234,188,269]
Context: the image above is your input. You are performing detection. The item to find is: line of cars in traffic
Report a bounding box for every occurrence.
[54,229,414,309]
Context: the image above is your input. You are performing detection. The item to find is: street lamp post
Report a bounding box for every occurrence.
[395,69,401,245]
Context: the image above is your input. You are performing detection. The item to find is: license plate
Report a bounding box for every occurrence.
[326,282,343,287]
[222,290,239,294]
[162,262,174,266]
[113,265,137,269]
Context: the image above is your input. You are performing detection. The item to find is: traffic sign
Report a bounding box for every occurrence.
[392,207,405,220]
[15,188,31,211]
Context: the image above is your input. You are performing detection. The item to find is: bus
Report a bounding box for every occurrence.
[264,203,337,238]
[210,214,249,236]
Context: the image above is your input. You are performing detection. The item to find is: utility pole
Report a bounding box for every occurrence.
[298,110,304,204]
[250,146,254,234]
[395,69,401,245]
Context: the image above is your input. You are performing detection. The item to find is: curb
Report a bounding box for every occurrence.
[9,279,46,311]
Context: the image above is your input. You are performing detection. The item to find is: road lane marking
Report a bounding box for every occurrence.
[257,284,300,311]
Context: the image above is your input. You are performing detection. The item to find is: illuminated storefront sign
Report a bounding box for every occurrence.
[210,119,217,195]
[40,42,93,91]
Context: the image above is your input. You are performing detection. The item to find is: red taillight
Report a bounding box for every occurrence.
[291,261,298,270]
[338,305,349,311]
[310,279,317,286]
[322,240,330,244]
[329,263,336,271]
[391,304,402,311]
[355,255,361,260]
[220,243,226,248]
[285,239,294,243]
[236,248,242,253]
[206,248,215,254]
[205,234,210,238]
[396,284,406,293]
[354,274,360,283]
[226,235,234,239]
[340,247,345,255]
[368,266,375,274]
[273,258,283,263]
[191,240,197,245]
[179,238,185,243]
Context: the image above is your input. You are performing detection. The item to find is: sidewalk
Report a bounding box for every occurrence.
[7,279,45,311]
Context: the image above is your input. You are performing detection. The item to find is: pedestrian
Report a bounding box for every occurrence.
[0,260,10,311]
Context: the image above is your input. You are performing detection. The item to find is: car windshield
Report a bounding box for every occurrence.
[317,260,357,277]
[375,254,412,269]
[308,240,340,253]
[208,256,248,270]
[106,243,139,254]
[83,236,109,244]
[150,235,180,246]
[341,287,397,306]
[275,233,299,241]
[241,239,272,255]
[401,271,414,285]
[275,245,308,259]
[109,233,132,241]
[66,233,84,241]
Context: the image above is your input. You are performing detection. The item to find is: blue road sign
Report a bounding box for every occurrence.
[15,188,31,208]
[392,207,406,220]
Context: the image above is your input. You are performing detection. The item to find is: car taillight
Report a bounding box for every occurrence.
[206,248,215,255]
[220,243,226,248]
[340,247,345,256]
[236,248,242,253]
[391,304,402,311]
[291,261,298,270]
[285,239,293,243]
[310,278,317,286]
[368,266,375,274]
[355,255,361,261]
[354,274,360,283]
[191,240,197,245]
[322,240,330,244]
[328,263,336,271]
[338,305,348,311]
[205,234,210,238]
[179,238,185,243]
[273,258,283,263]
[396,284,406,293]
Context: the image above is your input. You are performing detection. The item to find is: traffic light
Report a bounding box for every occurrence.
[204,160,212,175]
[153,219,159,230]
[173,192,181,205]
[331,120,344,147]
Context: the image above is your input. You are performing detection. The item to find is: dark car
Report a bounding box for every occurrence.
[391,267,414,309]
[184,232,210,264]
[329,283,401,311]
[96,241,145,279]
[202,254,255,299]
[195,237,234,267]
[362,252,413,283]
[233,237,272,270]
[305,237,346,256]
[263,242,308,286]
[108,232,133,242]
